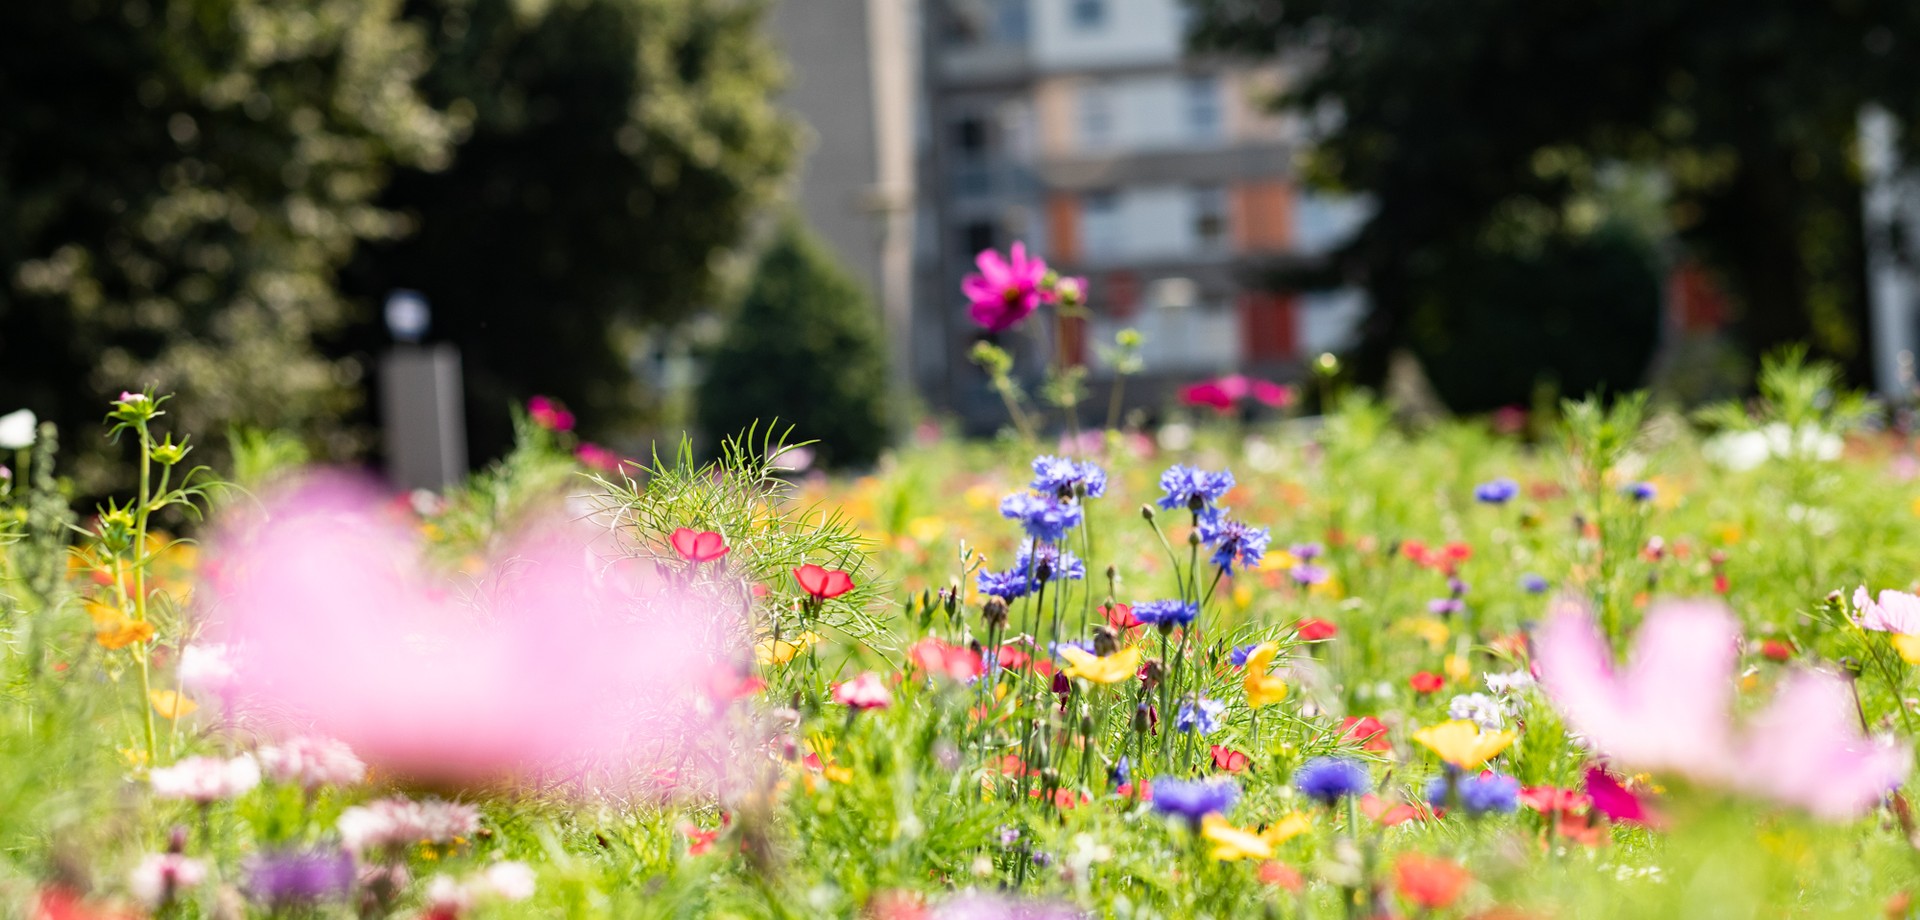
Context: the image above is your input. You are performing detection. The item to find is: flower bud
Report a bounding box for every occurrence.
[982,597,1009,630]
[1141,659,1163,691]
[1092,625,1119,657]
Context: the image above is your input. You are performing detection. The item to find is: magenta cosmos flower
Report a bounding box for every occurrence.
[962,243,1048,333]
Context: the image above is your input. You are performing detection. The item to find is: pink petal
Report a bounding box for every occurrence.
[1733,671,1911,819]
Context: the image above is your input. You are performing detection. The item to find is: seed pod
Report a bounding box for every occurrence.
[982,596,1009,629]
[1092,625,1119,657]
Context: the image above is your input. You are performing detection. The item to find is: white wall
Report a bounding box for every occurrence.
[1033,0,1185,72]
[1079,184,1224,265]
[1090,304,1239,373]
[1075,73,1222,154]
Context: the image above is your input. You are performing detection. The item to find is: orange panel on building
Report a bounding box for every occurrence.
[1232,181,1294,253]
[1047,194,1082,264]
[1238,291,1300,361]
[1059,315,1088,367]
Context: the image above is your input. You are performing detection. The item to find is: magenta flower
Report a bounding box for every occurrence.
[1535,598,1910,819]
[1853,586,1920,634]
[962,243,1048,333]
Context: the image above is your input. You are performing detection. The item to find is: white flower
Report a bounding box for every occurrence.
[1484,669,1535,695]
[339,797,480,852]
[1447,692,1509,731]
[149,755,260,803]
[425,874,470,912]
[177,644,237,697]
[128,853,207,907]
[480,861,536,901]
[0,409,36,450]
[257,736,366,790]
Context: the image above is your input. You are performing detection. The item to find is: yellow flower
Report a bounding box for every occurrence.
[150,690,198,720]
[1395,617,1450,652]
[1259,550,1301,573]
[1413,720,1515,769]
[1230,583,1254,609]
[756,632,822,666]
[906,516,948,544]
[1242,642,1290,708]
[93,604,154,650]
[1060,645,1142,684]
[1892,634,1920,666]
[1443,653,1471,685]
[1202,812,1311,861]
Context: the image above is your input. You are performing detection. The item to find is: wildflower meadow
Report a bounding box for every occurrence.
[5,245,1920,920]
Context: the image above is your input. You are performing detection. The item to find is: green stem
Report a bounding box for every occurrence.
[132,421,157,764]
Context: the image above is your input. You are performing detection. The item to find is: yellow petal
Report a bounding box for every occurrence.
[1202,814,1273,861]
[150,690,198,720]
[1264,812,1312,846]
[1412,720,1515,770]
[1062,646,1142,684]
[1244,641,1280,673]
[1245,674,1290,708]
[1893,634,1920,666]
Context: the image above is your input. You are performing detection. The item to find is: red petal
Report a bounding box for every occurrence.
[794,564,827,596]
[671,528,700,559]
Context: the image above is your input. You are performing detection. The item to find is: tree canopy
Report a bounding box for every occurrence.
[1188,0,1920,391]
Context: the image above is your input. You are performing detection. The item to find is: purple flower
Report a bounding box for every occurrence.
[976,543,1085,599]
[1199,517,1271,573]
[1228,643,1261,667]
[1000,492,1084,543]
[1294,756,1371,804]
[1156,465,1235,521]
[1474,478,1519,504]
[1427,771,1520,816]
[1131,599,1198,627]
[1520,573,1549,594]
[245,849,354,908]
[1428,598,1464,616]
[1031,456,1107,499]
[1289,542,1323,561]
[1151,777,1239,824]
[932,891,1085,920]
[1625,481,1657,502]
[977,568,1032,600]
[1176,698,1226,734]
[1289,563,1329,586]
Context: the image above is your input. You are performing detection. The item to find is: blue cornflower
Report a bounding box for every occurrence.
[1428,597,1464,616]
[975,543,1086,599]
[1109,756,1132,789]
[1131,599,1199,627]
[1151,777,1239,825]
[1426,771,1520,816]
[1228,643,1262,667]
[1156,465,1235,521]
[1031,455,1108,499]
[1289,542,1323,561]
[1289,563,1329,586]
[1474,478,1519,504]
[1176,698,1226,734]
[1625,481,1657,502]
[999,491,1084,543]
[1199,516,1271,573]
[245,849,354,908]
[1519,573,1549,594]
[1049,640,1096,659]
[1294,756,1371,804]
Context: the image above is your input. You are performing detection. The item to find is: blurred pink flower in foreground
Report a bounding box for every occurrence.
[203,477,747,791]
[1535,599,1909,820]
[962,243,1047,333]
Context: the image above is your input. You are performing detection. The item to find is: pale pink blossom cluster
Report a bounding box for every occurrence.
[338,797,481,853]
[127,853,207,908]
[425,862,537,914]
[149,754,260,803]
[1535,598,1911,820]
[257,736,367,790]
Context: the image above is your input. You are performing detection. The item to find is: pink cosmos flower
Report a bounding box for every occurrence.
[1179,375,1294,414]
[575,442,621,472]
[202,476,747,791]
[128,853,208,908]
[1853,586,1920,634]
[1179,381,1236,413]
[1535,598,1910,819]
[257,737,367,790]
[833,672,893,710]
[962,243,1048,333]
[338,797,481,853]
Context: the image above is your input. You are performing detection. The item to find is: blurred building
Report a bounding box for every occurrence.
[773,0,1368,423]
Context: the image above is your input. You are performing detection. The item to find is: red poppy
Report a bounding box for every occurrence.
[1714,573,1731,595]
[1395,853,1472,909]
[1409,671,1445,694]
[1209,745,1251,773]
[793,564,854,600]
[1340,715,1392,752]
[1759,638,1793,662]
[684,823,721,855]
[995,645,1034,671]
[909,638,983,682]
[1296,618,1338,641]
[33,888,134,920]
[1360,793,1428,827]
[1029,788,1090,809]
[1519,785,1591,817]
[1116,779,1153,801]
[1257,861,1303,891]
[1103,603,1141,630]
[670,528,730,563]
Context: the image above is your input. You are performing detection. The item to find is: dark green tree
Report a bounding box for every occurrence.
[1188,0,1920,390]
[0,0,455,483]
[347,0,795,461]
[698,222,892,469]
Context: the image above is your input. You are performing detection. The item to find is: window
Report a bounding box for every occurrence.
[1185,76,1223,143]
[1082,190,1121,260]
[1071,0,1106,30]
[962,220,997,258]
[995,0,1029,42]
[954,116,989,160]
[1078,84,1113,152]
[1191,185,1228,250]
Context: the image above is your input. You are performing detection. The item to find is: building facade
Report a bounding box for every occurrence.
[919,0,1367,420]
